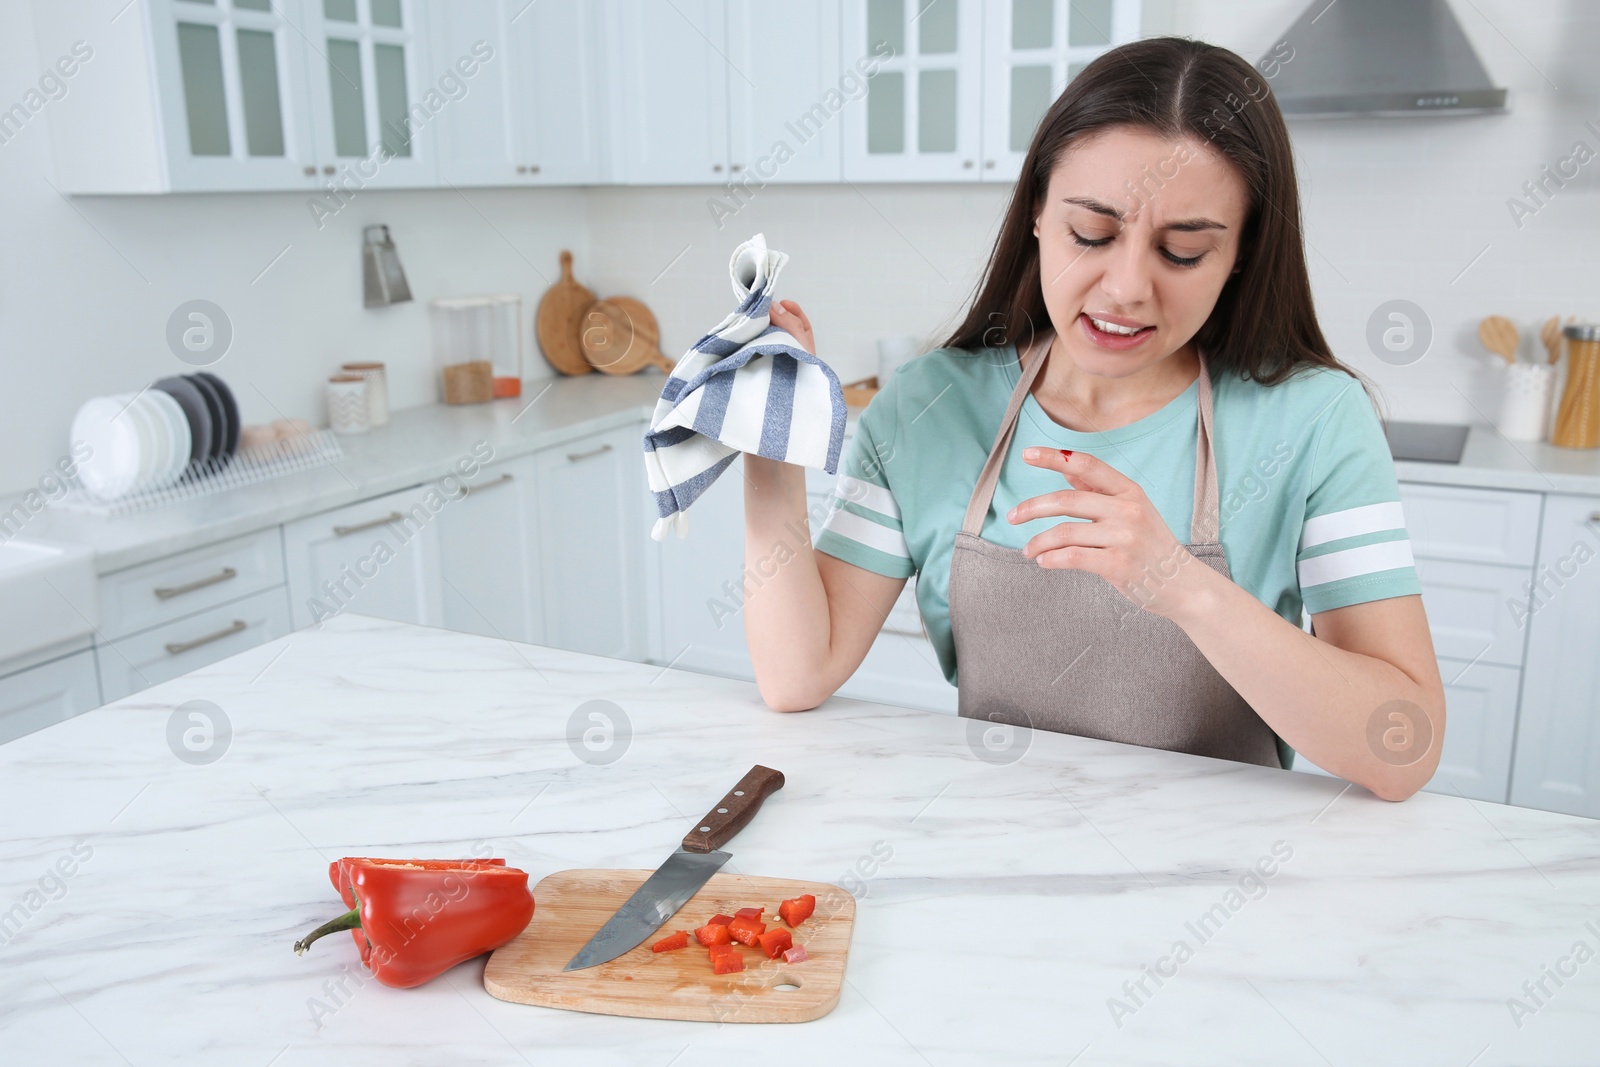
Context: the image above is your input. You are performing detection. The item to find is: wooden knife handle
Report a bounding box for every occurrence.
[681,765,785,853]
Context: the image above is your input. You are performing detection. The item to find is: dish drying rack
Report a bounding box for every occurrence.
[53,428,345,518]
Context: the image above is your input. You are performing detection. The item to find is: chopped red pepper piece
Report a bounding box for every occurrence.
[652,930,690,952]
[695,923,733,947]
[711,948,744,974]
[708,913,734,926]
[782,944,809,964]
[734,907,764,920]
[778,893,816,928]
[298,857,534,989]
[726,915,766,946]
[757,927,793,959]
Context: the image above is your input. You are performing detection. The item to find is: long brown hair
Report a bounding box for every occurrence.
[940,37,1379,409]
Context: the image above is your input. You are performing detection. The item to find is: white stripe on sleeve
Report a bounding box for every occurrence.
[834,475,901,520]
[819,506,911,560]
[1298,538,1415,589]
[1299,501,1407,552]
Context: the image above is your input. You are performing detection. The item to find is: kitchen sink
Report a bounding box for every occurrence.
[0,536,98,665]
[1384,421,1469,464]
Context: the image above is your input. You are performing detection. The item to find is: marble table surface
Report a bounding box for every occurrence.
[2,614,1597,1066]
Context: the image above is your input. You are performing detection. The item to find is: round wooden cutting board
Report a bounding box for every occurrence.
[484,869,855,1023]
[579,296,675,375]
[535,250,597,376]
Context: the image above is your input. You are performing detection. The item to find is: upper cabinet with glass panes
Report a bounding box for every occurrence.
[300,0,436,188]
[842,0,1141,182]
[32,0,1143,193]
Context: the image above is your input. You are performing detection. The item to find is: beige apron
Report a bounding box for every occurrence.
[948,334,1283,768]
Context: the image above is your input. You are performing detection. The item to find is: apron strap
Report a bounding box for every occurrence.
[959,333,1222,544]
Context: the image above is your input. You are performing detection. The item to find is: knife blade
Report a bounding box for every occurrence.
[564,764,785,971]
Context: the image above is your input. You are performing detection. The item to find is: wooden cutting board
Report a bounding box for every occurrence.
[580,296,675,375]
[534,250,597,376]
[483,869,855,1023]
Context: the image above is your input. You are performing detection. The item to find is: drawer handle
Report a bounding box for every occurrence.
[333,511,404,537]
[153,566,238,600]
[567,443,613,463]
[165,619,247,656]
[1590,511,1600,523]
[461,472,514,497]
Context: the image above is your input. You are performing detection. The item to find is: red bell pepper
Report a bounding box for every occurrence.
[695,922,733,947]
[709,944,744,974]
[757,927,793,959]
[726,915,766,947]
[782,944,809,964]
[734,907,764,920]
[295,857,535,989]
[778,893,816,928]
[652,930,690,952]
[708,913,734,927]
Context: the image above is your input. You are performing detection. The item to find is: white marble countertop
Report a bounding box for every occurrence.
[14,374,667,575]
[1396,424,1600,497]
[1,614,1596,1065]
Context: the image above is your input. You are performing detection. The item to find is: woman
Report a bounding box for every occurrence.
[743,37,1445,801]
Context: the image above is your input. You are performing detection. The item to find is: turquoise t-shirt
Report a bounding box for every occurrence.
[814,343,1423,693]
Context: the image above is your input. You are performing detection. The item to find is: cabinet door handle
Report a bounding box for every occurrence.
[566,443,614,463]
[165,619,247,656]
[1590,512,1600,522]
[461,472,514,497]
[333,511,404,537]
[153,566,238,600]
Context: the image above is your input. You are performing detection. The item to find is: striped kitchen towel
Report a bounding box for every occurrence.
[643,232,847,541]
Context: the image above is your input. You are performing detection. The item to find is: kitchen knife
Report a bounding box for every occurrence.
[563,765,785,971]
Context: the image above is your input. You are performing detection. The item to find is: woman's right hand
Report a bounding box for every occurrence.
[771,299,815,355]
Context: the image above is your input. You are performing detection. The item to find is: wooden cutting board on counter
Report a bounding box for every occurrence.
[483,869,855,1023]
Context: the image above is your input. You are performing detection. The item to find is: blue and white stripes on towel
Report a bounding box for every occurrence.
[643,233,847,541]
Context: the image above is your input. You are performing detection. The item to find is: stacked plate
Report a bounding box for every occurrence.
[70,372,241,502]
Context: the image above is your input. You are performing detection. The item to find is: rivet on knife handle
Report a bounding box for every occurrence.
[681,765,784,853]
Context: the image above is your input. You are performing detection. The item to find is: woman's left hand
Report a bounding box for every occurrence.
[1006,447,1203,620]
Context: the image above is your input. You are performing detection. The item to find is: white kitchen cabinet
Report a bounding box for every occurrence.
[842,0,984,181]
[299,0,438,188]
[436,460,543,644]
[654,455,755,679]
[533,423,650,659]
[979,0,1139,181]
[0,649,101,746]
[842,0,1139,182]
[1399,483,1542,567]
[724,1,845,184]
[97,528,286,642]
[1411,556,1533,669]
[1510,494,1600,818]
[96,586,292,702]
[426,0,607,186]
[282,484,444,629]
[33,0,321,193]
[607,0,730,184]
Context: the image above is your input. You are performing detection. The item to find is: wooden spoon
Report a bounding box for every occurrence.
[1478,315,1518,366]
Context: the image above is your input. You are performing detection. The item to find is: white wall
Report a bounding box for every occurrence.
[2,0,1598,496]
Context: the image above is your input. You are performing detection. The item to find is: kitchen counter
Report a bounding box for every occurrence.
[1395,424,1600,496]
[2,614,1596,1066]
[10,374,666,574]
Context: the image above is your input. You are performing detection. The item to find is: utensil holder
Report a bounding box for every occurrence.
[326,375,371,435]
[340,362,389,426]
[1495,363,1556,442]
[1552,325,1600,449]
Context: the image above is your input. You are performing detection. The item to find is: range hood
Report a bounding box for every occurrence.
[1265,0,1508,118]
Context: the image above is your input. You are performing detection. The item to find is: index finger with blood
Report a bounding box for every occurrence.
[1021,447,1138,496]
